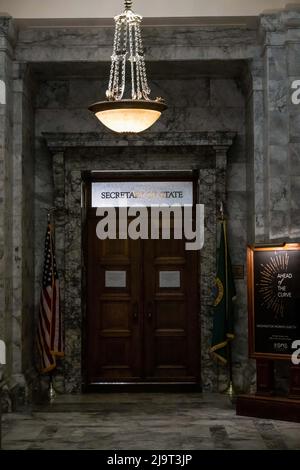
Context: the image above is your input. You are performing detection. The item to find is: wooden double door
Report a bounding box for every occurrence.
[85,183,200,389]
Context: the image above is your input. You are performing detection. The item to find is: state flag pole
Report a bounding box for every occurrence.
[210,201,236,399]
[221,203,234,398]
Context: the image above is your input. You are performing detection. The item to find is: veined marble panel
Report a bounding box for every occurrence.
[290,144,300,176]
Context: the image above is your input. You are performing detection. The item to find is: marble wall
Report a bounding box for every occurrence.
[15,24,259,63]
[35,78,246,134]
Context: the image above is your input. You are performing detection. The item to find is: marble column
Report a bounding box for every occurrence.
[259,6,300,242]
[198,168,218,391]
[0,16,15,396]
[52,152,66,289]
[10,61,36,401]
[287,9,300,239]
[246,58,266,244]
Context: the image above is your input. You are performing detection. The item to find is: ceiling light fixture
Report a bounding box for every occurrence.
[89,0,167,134]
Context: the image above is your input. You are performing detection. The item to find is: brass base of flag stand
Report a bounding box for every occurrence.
[48,376,56,401]
[224,381,233,397]
[222,342,236,402]
[223,380,236,403]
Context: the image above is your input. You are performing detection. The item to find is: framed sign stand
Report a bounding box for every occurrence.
[236,244,300,422]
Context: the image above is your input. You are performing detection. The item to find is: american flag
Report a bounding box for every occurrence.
[37,222,64,373]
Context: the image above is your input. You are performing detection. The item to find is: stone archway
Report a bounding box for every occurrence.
[45,131,235,392]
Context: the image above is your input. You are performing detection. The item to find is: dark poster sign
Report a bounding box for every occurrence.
[248,244,300,360]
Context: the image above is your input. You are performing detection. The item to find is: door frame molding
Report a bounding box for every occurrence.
[83,170,201,392]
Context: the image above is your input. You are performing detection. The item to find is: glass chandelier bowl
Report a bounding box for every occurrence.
[89,99,166,134]
[88,0,167,134]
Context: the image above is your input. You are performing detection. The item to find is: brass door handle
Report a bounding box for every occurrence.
[132,302,139,320]
[147,301,153,319]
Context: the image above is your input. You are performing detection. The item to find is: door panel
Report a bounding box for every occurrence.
[86,213,142,384]
[143,236,199,383]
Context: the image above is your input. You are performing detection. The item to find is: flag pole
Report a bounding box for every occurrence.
[43,207,57,402]
[219,201,234,400]
[227,342,234,399]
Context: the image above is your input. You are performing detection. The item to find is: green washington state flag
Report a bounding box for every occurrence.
[210,220,236,364]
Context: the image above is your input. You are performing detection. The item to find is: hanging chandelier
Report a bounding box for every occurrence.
[89,0,167,134]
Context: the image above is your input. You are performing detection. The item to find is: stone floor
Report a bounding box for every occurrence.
[2,393,300,450]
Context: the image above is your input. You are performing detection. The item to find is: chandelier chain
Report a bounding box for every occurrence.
[134,24,141,99]
[136,24,150,97]
[112,24,120,99]
[120,19,128,99]
[106,20,119,99]
[124,0,132,10]
[129,23,136,99]
[105,1,156,102]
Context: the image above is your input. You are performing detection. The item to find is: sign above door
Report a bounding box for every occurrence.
[91,181,193,207]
